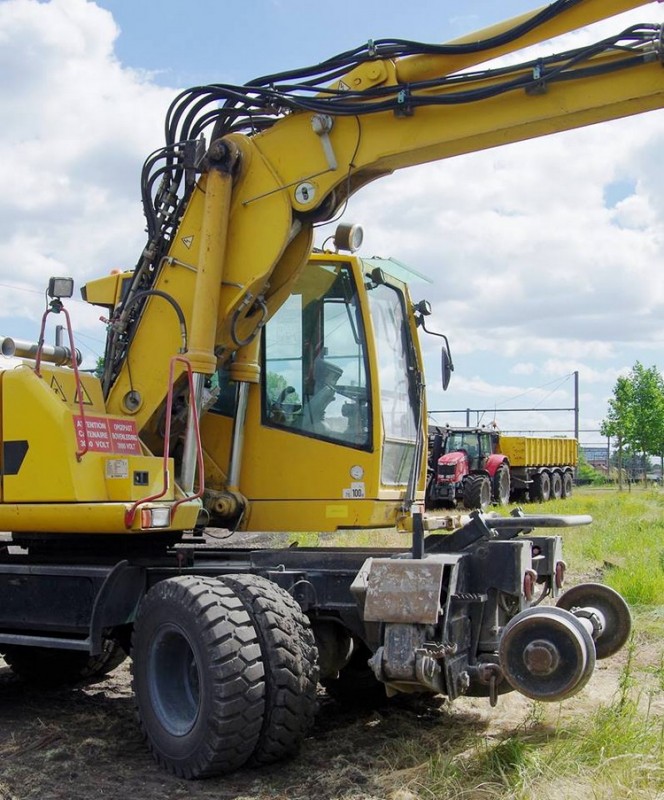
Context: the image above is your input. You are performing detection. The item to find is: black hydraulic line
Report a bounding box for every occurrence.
[245,0,582,89]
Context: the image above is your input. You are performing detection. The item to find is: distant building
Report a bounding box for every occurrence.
[580,445,609,471]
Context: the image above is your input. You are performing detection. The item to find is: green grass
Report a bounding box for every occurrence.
[378,647,664,800]
[513,487,664,607]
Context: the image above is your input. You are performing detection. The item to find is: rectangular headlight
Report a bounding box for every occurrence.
[48,276,74,299]
[140,507,171,529]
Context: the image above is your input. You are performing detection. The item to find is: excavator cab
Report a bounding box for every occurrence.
[200,251,428,531]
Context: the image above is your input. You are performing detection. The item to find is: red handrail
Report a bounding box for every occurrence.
[124,355,205,528]
[35,303,89,461]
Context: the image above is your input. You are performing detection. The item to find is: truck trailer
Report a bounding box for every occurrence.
[427,427,577,510]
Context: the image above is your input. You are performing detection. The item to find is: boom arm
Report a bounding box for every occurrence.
[93,0,663,453]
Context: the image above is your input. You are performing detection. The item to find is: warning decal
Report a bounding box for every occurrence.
[74,383,94,405]
[73,415,141,455]
[50,376,67,402]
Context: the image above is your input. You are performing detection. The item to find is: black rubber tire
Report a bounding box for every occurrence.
[492,464,511,506]
[551,471,563,500]
[2,638,127,688]
[219,574,319,765]
[131,576,265,778]
[562,471,574,498]
[463,475,492,510]
[531,471,551,503]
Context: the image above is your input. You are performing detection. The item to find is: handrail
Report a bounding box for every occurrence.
[124,355,205,528]
[34,302,89,461]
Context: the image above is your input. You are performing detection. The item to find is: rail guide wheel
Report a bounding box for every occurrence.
[556,582,632,660]
[499,606,596,702]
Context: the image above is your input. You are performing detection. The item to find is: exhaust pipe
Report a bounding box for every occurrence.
[0,337,82,368]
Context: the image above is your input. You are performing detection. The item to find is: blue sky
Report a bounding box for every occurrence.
[1,0,664,447]
[95,1,542,87]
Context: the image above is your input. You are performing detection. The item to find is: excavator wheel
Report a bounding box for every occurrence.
[561,471,574,498]
[499,606,595,701]
[551,471,563,500]
[530,471,551,502]
[1,638,126,688]
[556,582,631,660]
[218,574,319,765]
[131,575,265,778]
[492,464,511,506]
[463,475,492,511]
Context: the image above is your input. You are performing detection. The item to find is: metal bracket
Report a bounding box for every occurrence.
[311,114,337,171]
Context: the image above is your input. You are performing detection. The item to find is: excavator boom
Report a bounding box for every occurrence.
[95,1,663,452]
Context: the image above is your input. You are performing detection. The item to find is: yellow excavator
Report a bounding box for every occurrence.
[0,0,660,779]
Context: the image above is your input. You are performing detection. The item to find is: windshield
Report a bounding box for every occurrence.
[367,282,418,485]
[262,260,370,449]
[444,432,493,456]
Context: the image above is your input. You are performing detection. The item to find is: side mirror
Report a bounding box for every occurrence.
[442,346,453,391]
[417,316,454,390]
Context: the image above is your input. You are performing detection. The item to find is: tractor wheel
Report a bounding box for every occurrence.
[551,471,563,500]
[131,576,265,778]
[531,471,551,503]
[463,475,492,510]
[492,464,511,506]
[2,638,127,688]
[561,471,574,498]
[219,574,318,765]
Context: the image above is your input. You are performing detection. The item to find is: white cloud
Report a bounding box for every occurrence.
[0,0,176,342]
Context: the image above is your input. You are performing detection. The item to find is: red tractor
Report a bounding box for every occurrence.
[426,426,511,511]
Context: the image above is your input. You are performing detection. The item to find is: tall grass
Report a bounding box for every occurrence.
[379,640,664,800]
[515,487,664,607]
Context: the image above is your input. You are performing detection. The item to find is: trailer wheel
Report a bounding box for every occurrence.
[531,471,551,502]
[561,471,574,498]
[551,471,563,500]
[492,464,511,506]
[463,475,492,510]
[131,576,265,778]
[1,638,127,687]
[219,574,319,765]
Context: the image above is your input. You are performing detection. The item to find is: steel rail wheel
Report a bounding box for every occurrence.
[499,606,596,701]
[557,582,631,660]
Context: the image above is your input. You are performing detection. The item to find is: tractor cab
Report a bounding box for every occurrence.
[443,428,498,471]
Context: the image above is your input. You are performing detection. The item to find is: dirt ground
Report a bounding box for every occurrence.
[0,642,648,800]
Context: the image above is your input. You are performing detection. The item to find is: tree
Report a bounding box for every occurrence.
[629,362,664,483]
[601,362,664,489]
[600,375,633,491]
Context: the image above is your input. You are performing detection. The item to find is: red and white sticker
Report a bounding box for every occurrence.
[73,415,141,455]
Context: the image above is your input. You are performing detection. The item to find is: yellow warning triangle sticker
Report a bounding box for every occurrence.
[50,375,67,402]
[182,235,194,249]
[74,383,94,405]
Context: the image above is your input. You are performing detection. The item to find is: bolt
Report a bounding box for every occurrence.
[523,639,560,676]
